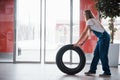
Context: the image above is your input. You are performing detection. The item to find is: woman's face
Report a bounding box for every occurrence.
[83,12,87,21]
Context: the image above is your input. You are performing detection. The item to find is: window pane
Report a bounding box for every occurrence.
[0,0,14,62]
[45,0,70,62]
[16,0,41,62]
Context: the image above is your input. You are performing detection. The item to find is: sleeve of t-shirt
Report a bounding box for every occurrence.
[86,19,94,26]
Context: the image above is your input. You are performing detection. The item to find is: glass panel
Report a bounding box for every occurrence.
[16,0,41,62]
[0,0,14,62]
[45,0,70,62]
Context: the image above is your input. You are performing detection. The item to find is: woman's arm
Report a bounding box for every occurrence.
[74,25,90,46]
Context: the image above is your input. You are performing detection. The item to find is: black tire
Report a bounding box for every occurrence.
[56,44,86,75]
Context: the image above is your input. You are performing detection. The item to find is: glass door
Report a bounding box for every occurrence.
[44,0,71,63]
[15,0,41,62]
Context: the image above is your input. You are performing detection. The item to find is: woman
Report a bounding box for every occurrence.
[74,10,111,77]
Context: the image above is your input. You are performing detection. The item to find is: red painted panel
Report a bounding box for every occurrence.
[0,0,14,52]
[80,0,98,53]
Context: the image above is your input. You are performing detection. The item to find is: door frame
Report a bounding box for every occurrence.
[13,0,42,63]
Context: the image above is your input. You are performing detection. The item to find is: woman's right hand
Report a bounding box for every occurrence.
[73,42,84,47]
[73,43,79,47]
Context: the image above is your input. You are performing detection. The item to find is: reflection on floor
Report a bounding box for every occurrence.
[0,63,119,80]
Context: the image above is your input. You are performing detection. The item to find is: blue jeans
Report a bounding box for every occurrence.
[89,31,111,74]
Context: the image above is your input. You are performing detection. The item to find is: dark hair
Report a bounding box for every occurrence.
[84,10,94,20]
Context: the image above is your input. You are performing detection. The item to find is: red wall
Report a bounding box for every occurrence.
[0,0,14,52]
[80,0,98,53]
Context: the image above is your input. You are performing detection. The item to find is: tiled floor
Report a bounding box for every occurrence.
[0,63,119,80]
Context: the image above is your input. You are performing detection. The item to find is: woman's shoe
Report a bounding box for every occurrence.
[99,73,111,77]
[84,71,96,76]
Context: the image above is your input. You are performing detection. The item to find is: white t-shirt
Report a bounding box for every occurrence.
[86,18,105,33]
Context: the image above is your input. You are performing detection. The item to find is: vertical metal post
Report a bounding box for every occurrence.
[40,0,42,63]
[13,0,17,63]
[44,0,46,63]
[70,0,73,64]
